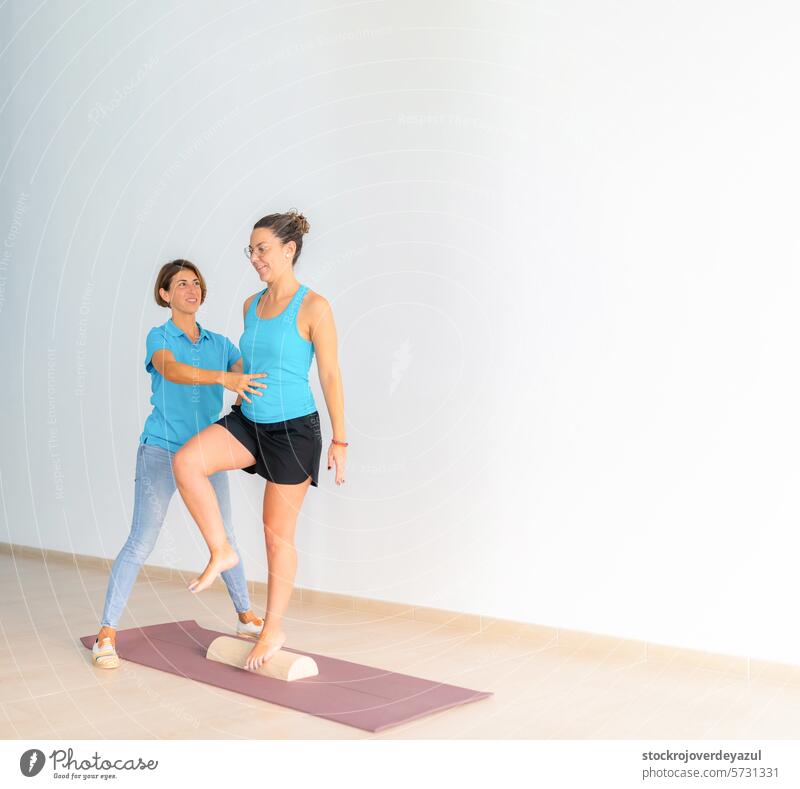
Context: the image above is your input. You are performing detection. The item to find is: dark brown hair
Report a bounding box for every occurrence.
[253,208,310,265]
[153,259,207,308]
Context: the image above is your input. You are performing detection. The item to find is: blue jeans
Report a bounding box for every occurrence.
[101,442,251,628]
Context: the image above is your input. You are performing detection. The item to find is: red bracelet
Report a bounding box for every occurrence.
[331,439,349,447]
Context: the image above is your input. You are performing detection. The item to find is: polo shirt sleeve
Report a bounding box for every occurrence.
[225,336,242,369]
[145,327,168,374]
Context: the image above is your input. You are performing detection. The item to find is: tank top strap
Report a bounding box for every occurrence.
[282,284,308,327]
[247,288,267,322]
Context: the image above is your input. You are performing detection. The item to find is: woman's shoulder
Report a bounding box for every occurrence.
[300,288,331,320]
[301,287,328,309]
[146,321,171,343]
[243,289,264,316]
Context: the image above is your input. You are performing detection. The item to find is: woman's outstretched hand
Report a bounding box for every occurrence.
[221,372,267,403]
[327,442,347,485]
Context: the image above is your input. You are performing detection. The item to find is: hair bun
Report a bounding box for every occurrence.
[288,209,310,235]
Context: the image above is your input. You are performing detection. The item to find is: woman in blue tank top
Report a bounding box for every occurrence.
[173,210,348,671]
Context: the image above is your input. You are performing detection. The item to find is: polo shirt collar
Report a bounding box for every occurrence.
[166,319,210,342]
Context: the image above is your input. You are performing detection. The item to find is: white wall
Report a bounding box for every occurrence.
[2,0,800,664]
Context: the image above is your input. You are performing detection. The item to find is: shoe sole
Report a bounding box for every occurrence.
[92,658,120,669]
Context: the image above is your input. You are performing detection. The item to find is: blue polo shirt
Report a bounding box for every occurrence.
[140,319,241,452]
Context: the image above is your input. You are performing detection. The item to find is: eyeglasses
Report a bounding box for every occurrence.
[244,244,270,259]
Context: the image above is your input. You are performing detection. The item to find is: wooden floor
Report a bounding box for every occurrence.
[2,552,799,739]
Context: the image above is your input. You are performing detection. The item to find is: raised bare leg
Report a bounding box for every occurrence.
[173,425,257,594]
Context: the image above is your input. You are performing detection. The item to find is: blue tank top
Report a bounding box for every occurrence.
[239,283,316,423]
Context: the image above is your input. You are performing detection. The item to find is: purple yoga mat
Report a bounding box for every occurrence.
[80,620,492,732]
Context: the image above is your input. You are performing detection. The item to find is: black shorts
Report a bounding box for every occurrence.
[216,404,323,487]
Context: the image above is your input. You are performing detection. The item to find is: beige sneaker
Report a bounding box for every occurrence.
[92,637,120,669]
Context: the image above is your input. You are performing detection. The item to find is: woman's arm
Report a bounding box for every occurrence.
[308,294,345,441]
[306,293,346,486]
[153,350,224,386]
[150,349,266,403]
[230,357,243,407]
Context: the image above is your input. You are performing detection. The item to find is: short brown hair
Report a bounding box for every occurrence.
[153,259,207,308]
[253,209,310,265]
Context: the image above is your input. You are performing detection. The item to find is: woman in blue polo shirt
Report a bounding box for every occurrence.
[92,260,268,668]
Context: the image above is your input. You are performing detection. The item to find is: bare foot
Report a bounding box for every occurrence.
[187,542,239,594]
[244,630,286,672]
